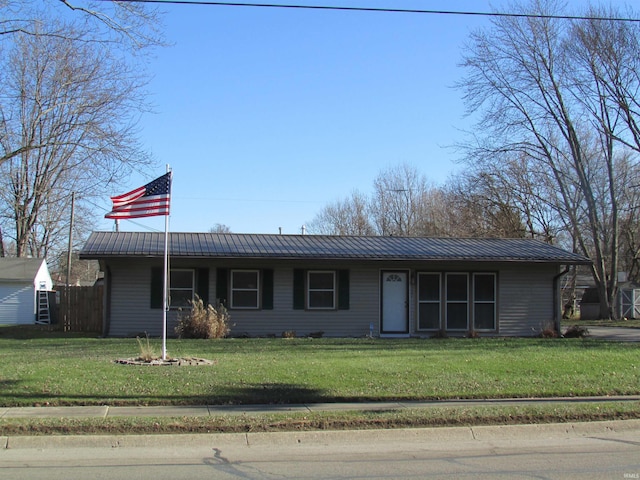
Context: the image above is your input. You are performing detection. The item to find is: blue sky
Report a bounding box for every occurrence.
[97,0,626,235]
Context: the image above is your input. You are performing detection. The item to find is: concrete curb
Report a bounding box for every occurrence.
[5,419,640,450]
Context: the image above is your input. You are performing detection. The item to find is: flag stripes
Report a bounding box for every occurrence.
[105,172,171,219]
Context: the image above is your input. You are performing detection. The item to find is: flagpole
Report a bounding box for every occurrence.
[162,167,171,360]
[105,170,172,359]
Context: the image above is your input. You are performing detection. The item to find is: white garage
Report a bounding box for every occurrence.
[0,258,53,325]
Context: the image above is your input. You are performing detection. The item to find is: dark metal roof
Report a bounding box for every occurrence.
[0,258,47,282]
[79,232,591,264]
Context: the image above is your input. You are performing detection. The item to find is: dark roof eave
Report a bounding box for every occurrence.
[79,253,592,264]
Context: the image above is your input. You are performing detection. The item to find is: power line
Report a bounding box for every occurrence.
[104,0,640,23]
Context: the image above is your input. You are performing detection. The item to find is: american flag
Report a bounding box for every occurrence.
[105,172,172,219]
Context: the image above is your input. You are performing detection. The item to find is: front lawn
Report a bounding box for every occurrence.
[0,332,638,407]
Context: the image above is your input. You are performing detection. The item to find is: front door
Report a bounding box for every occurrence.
[381,271,409,334]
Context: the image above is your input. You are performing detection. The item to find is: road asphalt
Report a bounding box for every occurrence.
[585,326,640,341]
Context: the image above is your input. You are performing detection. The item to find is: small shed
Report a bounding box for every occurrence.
[618,284,640,319]
[579,287,601,320]
[0,258,53,325]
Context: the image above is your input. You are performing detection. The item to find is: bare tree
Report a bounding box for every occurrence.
[441,174,526,239]
[0,1,163,163]
[0,20,153,257]
[457,0,640,318]
[308,190,374,235]
[1,1,164,47]
[209,224,233,234]
[0,0,163,260]
[453,151,566,241]
[370,163,433,236]
[309,164,455,237]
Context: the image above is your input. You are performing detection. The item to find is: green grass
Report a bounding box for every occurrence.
[0,329,638,408]
[2,402,639,436]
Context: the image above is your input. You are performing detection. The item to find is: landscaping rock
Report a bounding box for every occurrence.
[114,357,214,366]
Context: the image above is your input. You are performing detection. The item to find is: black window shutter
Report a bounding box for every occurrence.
[293,269,305,310]
[338,269,350,310]
[262,269,274,310]
[216,268,228,306]
[197,268,209,305]
[150,267,162,309]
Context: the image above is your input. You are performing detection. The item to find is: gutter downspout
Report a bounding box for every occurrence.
[553,265,571,335]
[102,263,111,337]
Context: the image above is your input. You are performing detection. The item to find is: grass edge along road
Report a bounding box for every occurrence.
[2,401,640,437]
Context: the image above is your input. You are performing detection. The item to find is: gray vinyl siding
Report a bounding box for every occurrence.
[221,266,379,338]
[103,259,562,338]
[107,259,180,337]
[498,265,556,336]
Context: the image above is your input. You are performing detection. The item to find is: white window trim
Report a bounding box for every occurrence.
[230,269,260,310]
[473,272,497,331]
[417,273,441,331]
[307,270,336,310]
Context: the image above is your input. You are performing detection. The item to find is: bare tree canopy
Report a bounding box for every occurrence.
[457,0,640,318]
[209,223,232,234]
[308,190,374,236]
[370,164,432,236]
[307,161,532,239]
[1,0,164,50]
[0,1,164,259]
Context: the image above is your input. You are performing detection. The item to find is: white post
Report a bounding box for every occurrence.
[162,166,171,360]
[162,213,169,360]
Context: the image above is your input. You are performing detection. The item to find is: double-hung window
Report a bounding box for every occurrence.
[473,273,496,330]
[170,269,195,308]
[418,273,441,330]
[231,270,260,309]
[307,271,336,309]
[446,273,469,330]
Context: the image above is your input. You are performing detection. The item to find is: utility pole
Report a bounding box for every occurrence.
[66,192,75,286]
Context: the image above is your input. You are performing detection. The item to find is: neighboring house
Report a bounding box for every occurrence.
[80,232,591,338]
[580,281,640,320]
[0,258,53,325]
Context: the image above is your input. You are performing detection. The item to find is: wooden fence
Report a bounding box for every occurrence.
[56,285,104,334]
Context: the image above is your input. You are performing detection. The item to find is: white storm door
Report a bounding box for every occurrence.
[381,271,409,334]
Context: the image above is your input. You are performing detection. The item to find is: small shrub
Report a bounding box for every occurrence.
[282,330,296,339]
[539,327,559,338]
[538,321,559,338]
[136,333,157,362]
[466,330,480,338]
[175,295,230,339]
[564,324,590,338]
[308,331,324,338]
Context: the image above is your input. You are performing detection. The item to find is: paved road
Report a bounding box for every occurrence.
[2,421,640,479]
[587,326,640,341]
